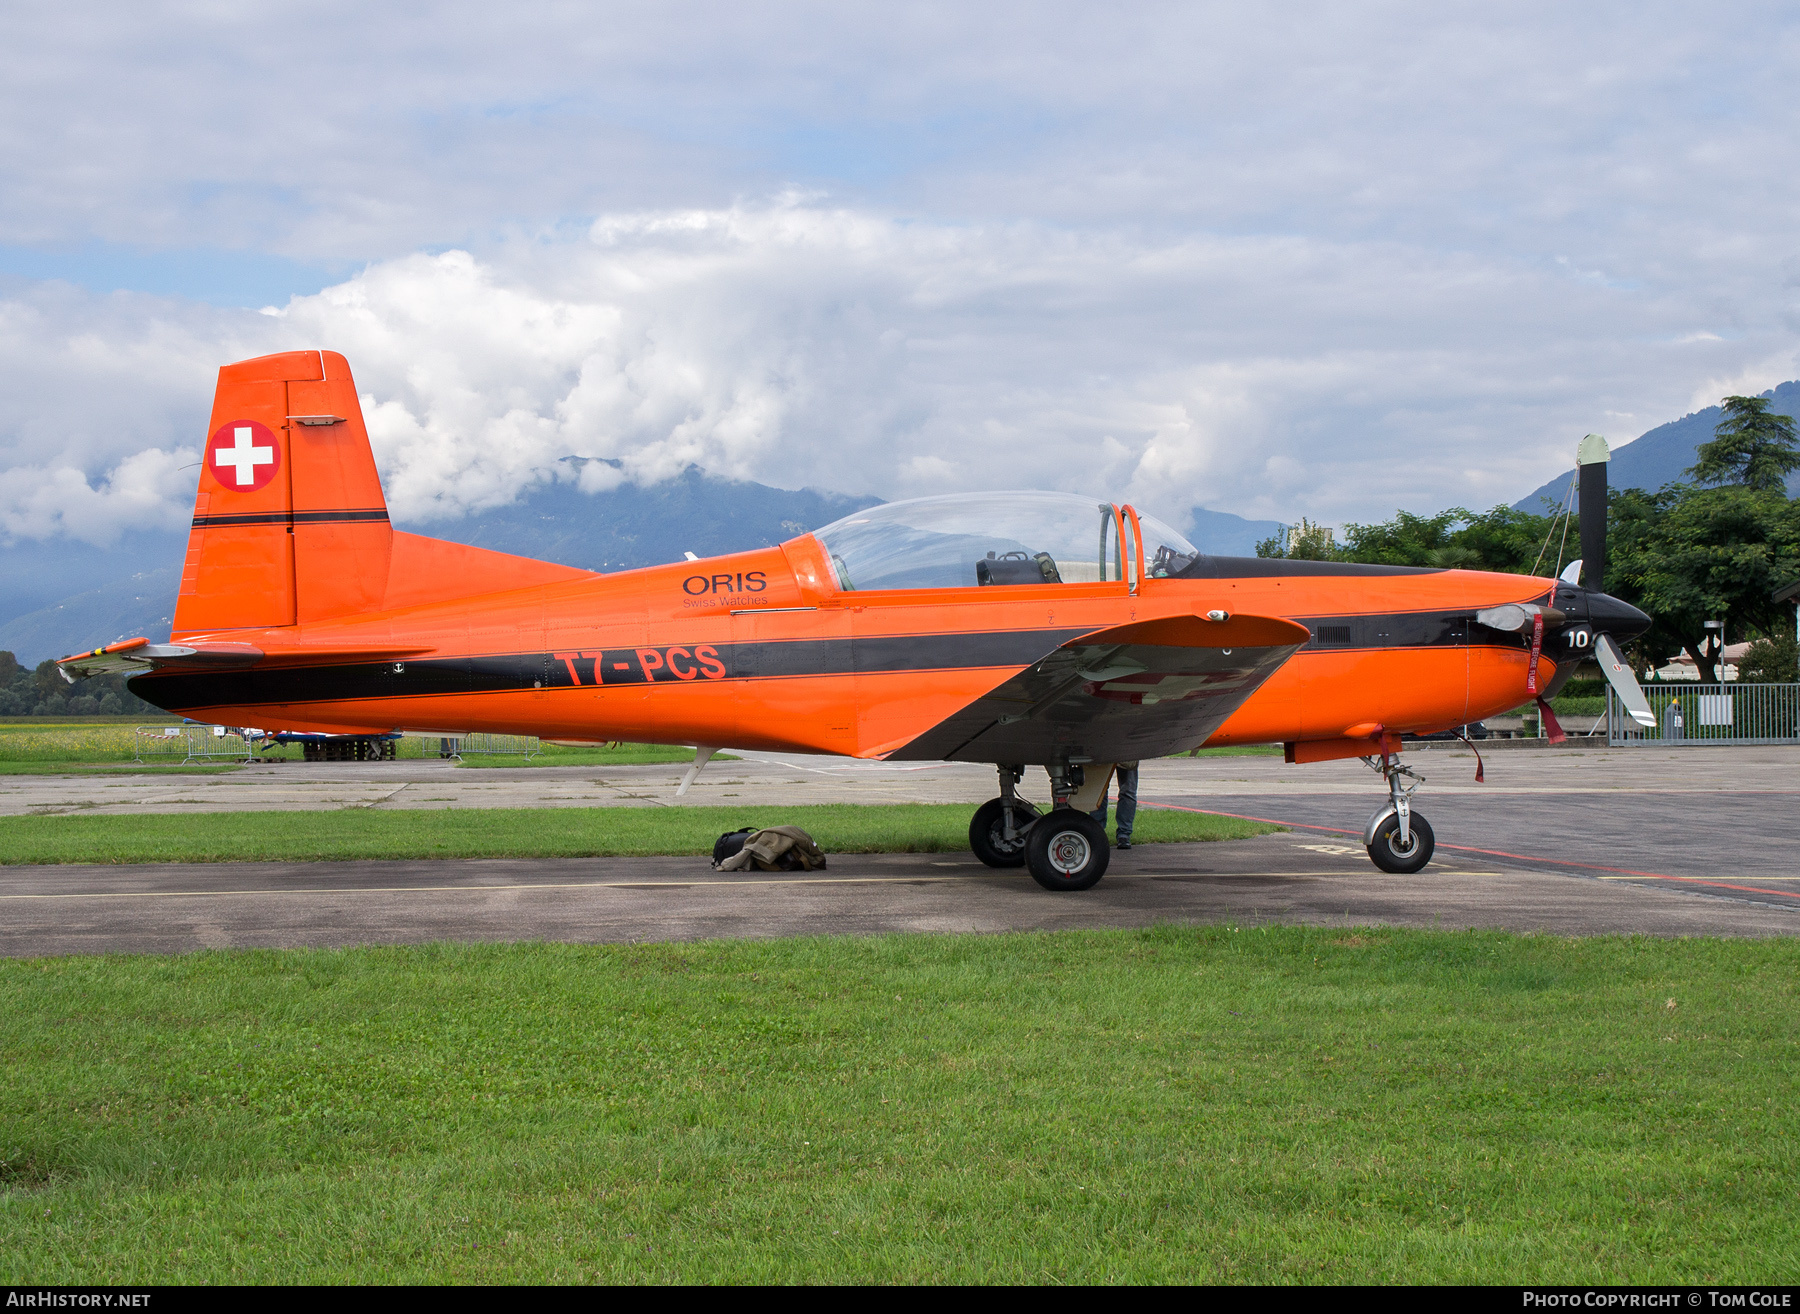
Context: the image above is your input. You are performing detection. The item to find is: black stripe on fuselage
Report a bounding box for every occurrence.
[128,606,1536,716]
[191,508,391,528]
[1295,608,1536,651]
[128,628,1093,712]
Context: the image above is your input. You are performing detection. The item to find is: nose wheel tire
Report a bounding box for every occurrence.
[1025,810,1110,891]
[1366,812,1435,874]
[969,797,1041,868]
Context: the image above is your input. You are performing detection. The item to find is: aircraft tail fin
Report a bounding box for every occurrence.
[174,350,390,634]
[173,350,590,638]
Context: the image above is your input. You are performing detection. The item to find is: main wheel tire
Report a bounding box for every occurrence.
[969,797,1041,868]
[1366,811,1435,874]
[1025,809,1111,891]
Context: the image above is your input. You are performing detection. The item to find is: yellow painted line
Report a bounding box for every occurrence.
[0,869,1424,901]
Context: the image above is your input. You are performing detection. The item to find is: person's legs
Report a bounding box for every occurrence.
[1115,765,1138,844]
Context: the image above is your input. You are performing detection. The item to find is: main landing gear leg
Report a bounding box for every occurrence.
[969,765,1038,868]
[1021,759,1110,892]
[1363,753,1435,874]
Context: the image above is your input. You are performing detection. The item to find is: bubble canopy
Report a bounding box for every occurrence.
[811,491,1199,592]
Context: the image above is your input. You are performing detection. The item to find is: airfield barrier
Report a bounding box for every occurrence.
[132,724,258,764]
[1606,682,1800,746]
[426,732,543,761]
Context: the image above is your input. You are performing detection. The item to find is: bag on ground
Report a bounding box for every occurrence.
[714,826,828,872]
[712,827,756,866]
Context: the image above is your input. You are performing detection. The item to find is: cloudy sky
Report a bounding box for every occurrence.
[3,0,1799,545]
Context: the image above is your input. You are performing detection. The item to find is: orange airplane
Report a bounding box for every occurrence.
[59,350,1657,888]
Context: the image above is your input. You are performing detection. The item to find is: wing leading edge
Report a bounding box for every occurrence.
[884,612,1310,763]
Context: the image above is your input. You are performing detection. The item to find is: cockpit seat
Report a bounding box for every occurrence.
[976,551,1063,586]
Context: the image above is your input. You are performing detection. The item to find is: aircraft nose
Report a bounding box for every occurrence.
[1584,589,1651,640]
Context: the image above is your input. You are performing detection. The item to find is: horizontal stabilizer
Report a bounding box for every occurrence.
[57,636,435,682]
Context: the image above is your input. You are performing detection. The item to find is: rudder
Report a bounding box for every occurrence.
[174,350,391,635]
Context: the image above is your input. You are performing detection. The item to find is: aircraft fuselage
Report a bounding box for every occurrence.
[130,532,1613,761]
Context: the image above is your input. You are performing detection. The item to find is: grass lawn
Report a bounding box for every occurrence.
[0,762,243,776]
[0,723,254,771]
[0,723,153,763]
[0,717,183,725]
[0,726,717,773]
[0,803,1275,865]
[458,744,732,768]
[1,928,1794,1283]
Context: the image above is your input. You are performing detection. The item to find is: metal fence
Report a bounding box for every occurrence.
[1607,683,1800,746]
[431,732,543,760]
[133,724,258,764]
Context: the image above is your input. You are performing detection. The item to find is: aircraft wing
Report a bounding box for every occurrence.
[884,611,1310,763]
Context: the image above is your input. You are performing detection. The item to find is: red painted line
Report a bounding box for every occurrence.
[1142,800,1800,901]
[1610,874,1800,899]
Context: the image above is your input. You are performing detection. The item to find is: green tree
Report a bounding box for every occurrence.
[0,650,162,719]
[1322,489,1800,683]
[1607,484,1800,681]
[1335,510,1457,565]
[1738,632,1800,683]
[1690,396,1800,492]
[1315,504,1563,573]
[1449,505,1570,574]
[1603,487,1687,676]
[1256,504,1567,572]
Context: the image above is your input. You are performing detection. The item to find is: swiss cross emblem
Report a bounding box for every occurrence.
[206,420,281,491]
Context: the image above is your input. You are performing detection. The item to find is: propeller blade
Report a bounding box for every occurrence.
[1594,632,1657,727]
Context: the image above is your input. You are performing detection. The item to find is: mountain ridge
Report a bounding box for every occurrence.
[0,471,880,665]
[1514,381,1800,512]
[11,379,1794,668]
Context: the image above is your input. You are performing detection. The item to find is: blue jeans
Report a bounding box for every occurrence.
[1090,763,1138,840]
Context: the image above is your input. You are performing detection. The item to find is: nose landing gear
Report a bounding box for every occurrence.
[1363,755,1435,874]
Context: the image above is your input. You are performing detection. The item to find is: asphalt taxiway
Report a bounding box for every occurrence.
[2,831,1790,958]
[3,744,1795,954]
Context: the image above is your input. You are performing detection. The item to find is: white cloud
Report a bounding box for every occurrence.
[6,195,1793,542]
[2,3,1798,549]
[1687,351,1800,414]
[1,1,1796,283]
[1,446,199,546]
